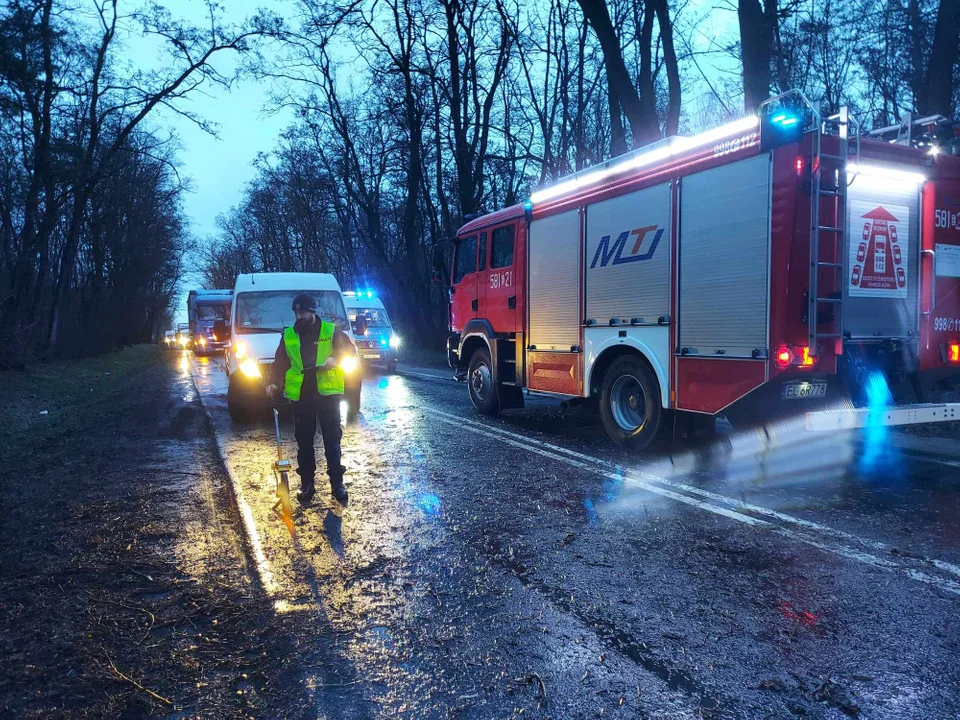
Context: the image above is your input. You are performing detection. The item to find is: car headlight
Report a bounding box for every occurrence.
[233,341,246,359]
[239,359,261,378]
[198,336,207,346]
[389,335,401,348]
[340,355,358,374]
[179,337,187,346]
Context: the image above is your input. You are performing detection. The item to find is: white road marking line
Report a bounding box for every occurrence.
[432,408,960,581]
[900,451,960,469]
[427,409,960,596]
[190,362,277,595]
[397,368,455,382]
[428,413,768,526]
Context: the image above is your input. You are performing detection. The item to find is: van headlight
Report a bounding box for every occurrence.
[239,359,261,378]
[389,335,401,348]
[233,341,246,359]
[340,355,358,374]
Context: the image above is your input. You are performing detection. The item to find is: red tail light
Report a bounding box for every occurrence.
[795,157,804,174]
[950,343,960,364]
[775,345,816,369]
[776,346,792,368]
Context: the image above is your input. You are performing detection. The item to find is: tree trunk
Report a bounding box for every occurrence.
[576,0,659,149]
[918,0,959,116]
[655,0,682,135]
[738,0,776,111]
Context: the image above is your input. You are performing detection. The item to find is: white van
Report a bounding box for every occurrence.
[343,291,401,373]
[223,273,361,423]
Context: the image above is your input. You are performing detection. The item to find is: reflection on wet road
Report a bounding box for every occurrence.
[189,354,960,718]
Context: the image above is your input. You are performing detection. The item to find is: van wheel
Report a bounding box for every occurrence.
[599,355,665,451]
[468,347,499,415]
[227,376,254,424]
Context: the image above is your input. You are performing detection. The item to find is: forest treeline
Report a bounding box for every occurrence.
[1,0,956,363]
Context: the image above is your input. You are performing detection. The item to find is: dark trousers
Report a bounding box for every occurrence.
[293,394,343,490]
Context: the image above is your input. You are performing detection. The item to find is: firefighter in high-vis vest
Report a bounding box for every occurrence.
[266,294,356,505]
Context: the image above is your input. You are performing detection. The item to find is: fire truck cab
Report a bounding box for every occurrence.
[447,91,960,449]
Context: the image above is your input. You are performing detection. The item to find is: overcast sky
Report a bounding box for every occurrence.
[120,0,295,242]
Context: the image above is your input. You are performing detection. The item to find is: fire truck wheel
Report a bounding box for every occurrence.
[467,347,499,415]
[599,355,664,450]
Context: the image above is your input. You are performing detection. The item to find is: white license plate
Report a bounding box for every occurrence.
[361,353,380,360]
[782,381,828,400]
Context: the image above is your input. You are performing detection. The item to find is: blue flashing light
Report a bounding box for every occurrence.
[380,337,387,345]
[770,111,799,127]
[523,200,533,212]
[367,290,374,298]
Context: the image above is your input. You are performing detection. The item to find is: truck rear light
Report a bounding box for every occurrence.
[950,343,960,364]
[795,157,803,174]
[776,346,793,368]
[775,345,816,369]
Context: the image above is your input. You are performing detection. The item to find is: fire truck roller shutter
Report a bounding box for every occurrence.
[583,181,673,404]
[528,208,581,351]
[679,153,772,356]
[842,173,920,340]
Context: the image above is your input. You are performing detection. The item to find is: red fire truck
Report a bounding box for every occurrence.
[446,92,960,449]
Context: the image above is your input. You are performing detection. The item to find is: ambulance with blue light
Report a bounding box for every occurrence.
[343,291,402,373]
[446,91,960,450]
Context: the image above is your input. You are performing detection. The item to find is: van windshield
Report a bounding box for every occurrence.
[350,307,391,328]
[235,291,348,334]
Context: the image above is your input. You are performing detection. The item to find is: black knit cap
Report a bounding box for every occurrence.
[292,293,317,313]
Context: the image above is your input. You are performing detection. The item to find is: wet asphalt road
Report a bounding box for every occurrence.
[184,352,960,719]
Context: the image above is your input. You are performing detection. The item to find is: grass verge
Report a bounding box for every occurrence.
[0,344,163,458]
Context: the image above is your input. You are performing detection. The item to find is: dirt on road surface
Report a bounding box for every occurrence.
[0,348,348,717]
[3,347,960,718]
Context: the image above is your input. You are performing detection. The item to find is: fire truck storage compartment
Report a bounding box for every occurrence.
[527,208,581,395]
[583,181,673,403]
[528,208,581,351]
[842,173,920,340]
[678,153,772,357]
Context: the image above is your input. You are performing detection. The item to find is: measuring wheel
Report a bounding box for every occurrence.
[271,408,296,538]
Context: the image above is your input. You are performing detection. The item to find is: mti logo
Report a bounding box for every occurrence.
[590,225,664,268]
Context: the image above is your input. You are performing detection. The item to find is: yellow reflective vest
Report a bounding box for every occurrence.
[282,322,345,400]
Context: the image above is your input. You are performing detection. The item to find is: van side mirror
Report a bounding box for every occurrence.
[355,315,368,336]
[214,319,230,340]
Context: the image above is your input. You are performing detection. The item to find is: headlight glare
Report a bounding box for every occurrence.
[340,355,358,374]
[239,359,261,378]
[234,342,246,359]
[389,335,401,348]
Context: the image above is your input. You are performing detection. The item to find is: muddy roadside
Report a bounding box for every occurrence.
[0,347,348,718]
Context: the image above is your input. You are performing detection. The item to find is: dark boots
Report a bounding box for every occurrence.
[297,466,347,506]
[296,479,316,505]
[329,465,348,505]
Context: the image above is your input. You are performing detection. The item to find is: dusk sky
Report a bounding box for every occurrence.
[121,0,296,242]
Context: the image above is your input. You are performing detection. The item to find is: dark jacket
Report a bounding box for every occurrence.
[270,318,353,401]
